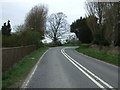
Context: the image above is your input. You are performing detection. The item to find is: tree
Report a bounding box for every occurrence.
[71,17,92,43]
[103,2,120,46]
[85,1,107,45]
[85,1,120,46]
[46,12,69,44]
[14,24,26,33]
[1,20,11,36]
[25,4,48,39]
[86,15,101,44]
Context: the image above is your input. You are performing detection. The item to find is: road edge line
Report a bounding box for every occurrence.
[61,48,115,89]
[64,48,114,88]
[21,48,50,88]
[61,49,105,88]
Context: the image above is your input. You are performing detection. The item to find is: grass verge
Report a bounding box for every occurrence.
[2,47,48,89]
[76,44,119,66]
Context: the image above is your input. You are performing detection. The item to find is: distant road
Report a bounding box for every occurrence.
[22,47,119,89]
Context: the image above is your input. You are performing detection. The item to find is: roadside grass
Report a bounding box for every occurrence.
[76,44,119,66]
[2,47,48,89]
[62,44,79,46]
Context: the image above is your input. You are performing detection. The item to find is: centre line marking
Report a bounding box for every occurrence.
[61,48,115,89]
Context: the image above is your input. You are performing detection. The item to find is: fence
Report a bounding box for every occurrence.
[2,45,36,72]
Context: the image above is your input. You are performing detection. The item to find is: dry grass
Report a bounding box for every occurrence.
[90,45,119,54]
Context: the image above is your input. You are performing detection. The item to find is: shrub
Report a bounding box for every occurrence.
[2,30,43,48]
[2,35,20,47]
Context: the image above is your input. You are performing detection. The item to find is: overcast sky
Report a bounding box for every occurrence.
[0,0,86,32]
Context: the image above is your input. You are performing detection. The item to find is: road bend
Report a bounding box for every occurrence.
[22,47,119,89]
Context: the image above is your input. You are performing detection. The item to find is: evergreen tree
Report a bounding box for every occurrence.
[7,20,11,35]
[70,17,93,43]
[1,20,11,36]
[2,23,7,35]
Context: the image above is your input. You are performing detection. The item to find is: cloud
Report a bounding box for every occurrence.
[0,0,86,31]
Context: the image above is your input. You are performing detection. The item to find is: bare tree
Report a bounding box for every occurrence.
[46,12,69,43]
[85,0,108,45]
[25,4,48,39]
[85,0,120,46]
[14,24,26,33]
[85,0,106,24]
[104,2,119,46]
[86,15,99,41]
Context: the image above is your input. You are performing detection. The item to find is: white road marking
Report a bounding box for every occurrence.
[63,48,114,88]
[21,49,50,88]
[61,48,115,89]
[74,48,118,69]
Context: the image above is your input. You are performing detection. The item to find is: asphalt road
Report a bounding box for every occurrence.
[22,47,119,89]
